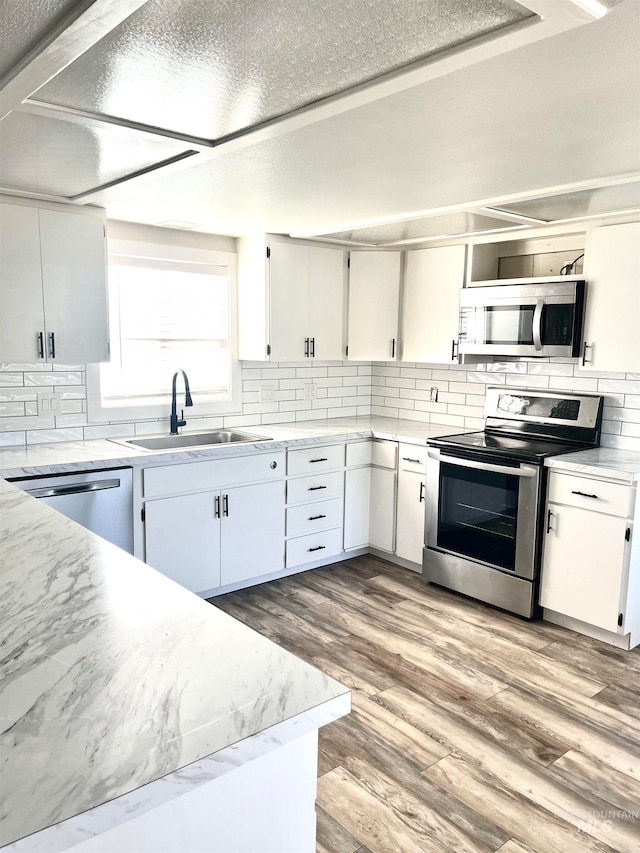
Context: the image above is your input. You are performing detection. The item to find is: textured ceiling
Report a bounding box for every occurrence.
[0,0,80,82]
[0,111,192,197]
[90,1,640,236]
[323,212,517,244]
[492,182,640,221]
[34,0,533,140]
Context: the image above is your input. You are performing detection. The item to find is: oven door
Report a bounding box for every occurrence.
[425,449,541,580]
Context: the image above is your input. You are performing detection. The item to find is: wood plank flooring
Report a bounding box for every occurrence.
[211,554,640,853]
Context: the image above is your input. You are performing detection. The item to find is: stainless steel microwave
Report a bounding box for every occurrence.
[458,279,586,359]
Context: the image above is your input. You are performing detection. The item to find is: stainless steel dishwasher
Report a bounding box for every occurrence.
[11,468,134,553]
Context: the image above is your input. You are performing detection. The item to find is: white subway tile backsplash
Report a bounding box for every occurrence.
[24,371,84,386]
[27,428,84,444]
[1,355,638,453]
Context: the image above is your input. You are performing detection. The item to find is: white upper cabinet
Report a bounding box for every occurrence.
[0,202,109,365]
[307,246,346,361]
[582,222,640,372]
[238,235,346,361]
[347,251,401,361]
[269,241,310,362]
[0,204,46,364]
[402,245,466,364]
[39,209,110,364]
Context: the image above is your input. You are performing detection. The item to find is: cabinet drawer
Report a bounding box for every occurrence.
[371,440,397,469]
[399,442,427,473]
[346,441,372,467]
[287,443,344,476]
[143,452,285,498]
[548,472,633,518]
[286,471,344,505]
[286,498,343,538]
[285,527,343,568]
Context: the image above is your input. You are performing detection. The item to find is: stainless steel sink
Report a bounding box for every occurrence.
[109,430,271,451]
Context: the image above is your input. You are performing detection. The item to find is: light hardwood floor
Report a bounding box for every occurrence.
[212,554,640,853]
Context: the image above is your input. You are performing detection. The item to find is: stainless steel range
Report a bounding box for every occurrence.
[423,386,603,618]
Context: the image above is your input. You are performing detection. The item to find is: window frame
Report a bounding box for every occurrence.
[87,237,241,424]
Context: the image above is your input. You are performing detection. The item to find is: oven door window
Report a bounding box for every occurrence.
[438,462,518,571]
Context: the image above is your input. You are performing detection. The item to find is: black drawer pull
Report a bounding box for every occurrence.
[310,458,328,463]
[309,485,327,491]
[403,456,421,463]
[309,514,327,521]
[308,545,326,552]
[571,490,599,499]
[419,482,425,503]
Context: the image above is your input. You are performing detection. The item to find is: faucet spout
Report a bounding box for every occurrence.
[170,369,194,435]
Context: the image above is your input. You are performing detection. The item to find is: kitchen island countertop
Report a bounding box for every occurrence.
[0,479,349,848]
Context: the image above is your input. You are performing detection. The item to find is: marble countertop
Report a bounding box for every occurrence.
[0,416,453,479]
[545,447,640,483]
[0,479,350,848]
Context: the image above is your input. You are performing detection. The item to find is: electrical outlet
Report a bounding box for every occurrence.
[259,384,275,403]
[303,382,317,400]
[430,386,439,403]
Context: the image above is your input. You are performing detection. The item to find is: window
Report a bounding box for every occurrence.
[87,238,240,423]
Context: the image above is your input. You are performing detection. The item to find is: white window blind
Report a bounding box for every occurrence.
[100,257,231,407]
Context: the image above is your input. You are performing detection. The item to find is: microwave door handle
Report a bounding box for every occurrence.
[532,299,544,351]
[427,449,537,478]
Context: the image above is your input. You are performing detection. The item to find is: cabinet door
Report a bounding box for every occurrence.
[0,204,46,364]
[583,222,640,372]
[269,241,309,362]
[540,504,628,632]
[144,492,220,593]
[308,246,346,360]
[347,251,401,360]
[395,468,425,565]
[344,466,371,549]
[220,480,285,586]
[369,467,396,552]
[402,245,466,363]
[39,210,110,364]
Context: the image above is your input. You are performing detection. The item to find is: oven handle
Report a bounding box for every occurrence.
[532,299,544,352]
[427,449,538,478]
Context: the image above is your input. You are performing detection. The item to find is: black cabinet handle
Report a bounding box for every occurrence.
[546,509,554,533]
[391,338,396,358]
[49,331,56,359]
[310,458,328,463]
[37,331,44,359]
[311,337,315,357]
[308,485,327,491]
[419,482,425,503]
[214,495,220,519]
[582,342,592,366]
[403,456,421,463]
[223,494,229,516]
[571,490,598,499]
[304,337,310,357]
[308,545,326,552]
[451,339,459,361]
[309,514,327,521]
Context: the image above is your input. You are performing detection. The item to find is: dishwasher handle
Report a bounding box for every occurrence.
[24,479,122,499]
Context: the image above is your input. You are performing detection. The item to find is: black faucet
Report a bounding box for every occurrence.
[170,369,193,435]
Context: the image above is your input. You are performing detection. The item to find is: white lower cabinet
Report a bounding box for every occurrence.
[369,467,396,552]
[142,454,285,595]
[395,444,427,565]
[145,492,221,594]
[220,481,285,586]
[540,470,639,645]
[285,444,345,568]
[344,467,371,549]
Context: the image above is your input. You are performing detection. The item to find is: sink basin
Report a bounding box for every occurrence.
[109,430,271,451]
